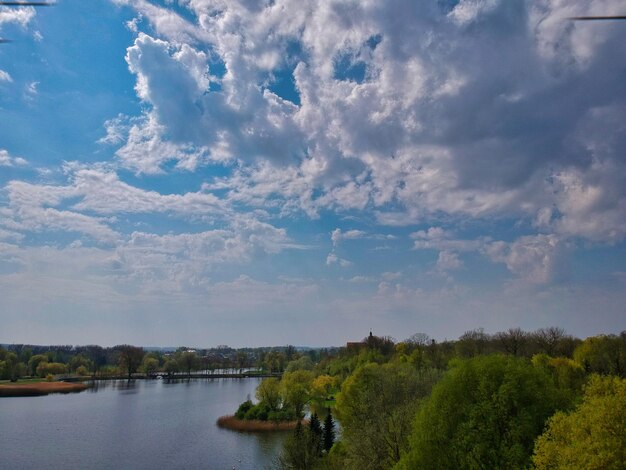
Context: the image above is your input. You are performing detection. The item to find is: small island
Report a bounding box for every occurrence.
[0,381,88,397]
[217,369,336,432]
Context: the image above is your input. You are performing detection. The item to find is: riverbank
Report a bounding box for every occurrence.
[0,381,89,397]
[216,415,304,432]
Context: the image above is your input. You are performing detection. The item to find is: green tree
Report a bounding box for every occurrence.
[574,334,626,376]
[28,354,48,376]
[336,362,440,469]
[276,421,321,470]
[2,352,23,381]
[142,356,160,375]
[398,355,562,470]
[68,354,90,373]
[323,409,335,453]
[164,358,179,376]
[36,362,67,377]
[177,351,200,377]
[281,370,314,420]
[309,412,323,456]
[533,375,626,470]
[286,356,314,372]
[256,377,282,411]
[117,345,144,379]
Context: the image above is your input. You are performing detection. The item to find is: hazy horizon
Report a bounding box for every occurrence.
[1,0,625,347]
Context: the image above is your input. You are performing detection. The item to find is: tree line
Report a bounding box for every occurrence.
[0,343,337,381]
[264,327,625,469]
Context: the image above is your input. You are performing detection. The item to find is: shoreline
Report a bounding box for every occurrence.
[0,381,89,397]
[216,415,304,432]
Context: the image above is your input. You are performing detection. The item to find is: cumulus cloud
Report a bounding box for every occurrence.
[0,149,27,167]
[104,0,626,250]
[0,5,35,29]
[485,234,568,284]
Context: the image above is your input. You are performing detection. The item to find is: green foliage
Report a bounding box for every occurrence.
[533,375,626,469]
[323,409,335,453]
[176,351,200,376]
[235,400,254,419]
[574,334,626,377]
[28,354,48,376]
[532,354,586,405]
[335,362,441,469]
[309,413,323,456]
[36,362,67,377]
[256,377,282,410]
[276,421,322,470]
[286,356,314,372]
[398,355,562,470]
[142,356,160,375]
[281,370,314,419]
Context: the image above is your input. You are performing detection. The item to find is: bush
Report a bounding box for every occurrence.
[46,374,53,382]
[235,400,253,419]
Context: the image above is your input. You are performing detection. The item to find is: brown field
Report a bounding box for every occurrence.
[216,415,305,432]
[0,381,89,397]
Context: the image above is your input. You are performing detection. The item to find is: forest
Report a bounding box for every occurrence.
[260,328,625,469]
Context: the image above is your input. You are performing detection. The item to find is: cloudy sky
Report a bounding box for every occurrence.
[0,0,624,347]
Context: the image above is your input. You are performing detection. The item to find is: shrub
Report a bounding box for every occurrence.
[235,400,253,419]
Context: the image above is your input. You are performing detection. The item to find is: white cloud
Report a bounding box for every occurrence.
[326,252,352,267]
[0,5,35,28]
[486,234,568,285]
[411,227,486,252]
[436,251,463,272]
[105,0,626,251]
[0,70,12,83]
[0,149,27,167]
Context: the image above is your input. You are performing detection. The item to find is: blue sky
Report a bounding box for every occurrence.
[0,0,625,347]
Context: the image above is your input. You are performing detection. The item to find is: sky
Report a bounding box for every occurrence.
[0,0,625,348]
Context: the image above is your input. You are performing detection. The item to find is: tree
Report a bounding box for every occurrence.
[335,362,440,469]
[256,377,282,411]
[36,362,67,377]
[177,351,200,377]
[142,356,160,375]
[2,352,23,381]
[533,375,626,469]
[310,374,337,407]
[285,356,314,372]
[574,334,625,376]
[309,412,323,456]
[117,345,144,379]
[28,354,48,376]
[276,421,321,470]
[494,327,528,356]
[456,328,490,358]
[533,327,567,356]
[281,370,314,420]
[323,409,335,453]
[398,355,562,470]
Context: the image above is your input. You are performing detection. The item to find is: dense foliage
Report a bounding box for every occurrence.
[533,375,626,469]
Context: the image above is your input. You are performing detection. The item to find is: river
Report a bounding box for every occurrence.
[0,378,286,469]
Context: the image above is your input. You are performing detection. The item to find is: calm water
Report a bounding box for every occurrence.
[0,379,286,470]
